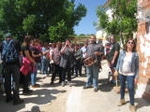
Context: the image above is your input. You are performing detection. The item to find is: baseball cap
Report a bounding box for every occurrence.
[4,32,12,38]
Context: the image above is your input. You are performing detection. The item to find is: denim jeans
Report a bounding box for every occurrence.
[41,58,49,75]
[86,64,99,88]
[31,64,38,85]
[119,74,135,105]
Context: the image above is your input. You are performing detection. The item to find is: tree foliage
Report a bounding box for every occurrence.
[0,0,86,42]
[96,0,137,45]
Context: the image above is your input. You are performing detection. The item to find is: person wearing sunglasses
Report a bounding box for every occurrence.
[115,38,139,112]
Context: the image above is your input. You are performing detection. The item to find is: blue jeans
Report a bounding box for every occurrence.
[41,58,49,74]
[119,74,135,105]
[86,64,99,88]
[31,64,38,85]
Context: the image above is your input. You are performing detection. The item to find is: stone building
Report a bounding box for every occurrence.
[136,0,150,99]
[104,0,150,99]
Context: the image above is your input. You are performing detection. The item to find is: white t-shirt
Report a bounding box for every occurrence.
[81,46,87,58]
[120,53,134,76]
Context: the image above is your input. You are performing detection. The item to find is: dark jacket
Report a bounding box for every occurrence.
[59,46,74,68]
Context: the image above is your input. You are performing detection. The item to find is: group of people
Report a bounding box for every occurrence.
[104,35,139,112]
[0,33,88,105]
[81,35,139,112]
[0,33,139,112]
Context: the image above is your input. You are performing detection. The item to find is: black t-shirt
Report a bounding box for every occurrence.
[21,44,32,57]
[107,42,120,66]
[30,46,41,62]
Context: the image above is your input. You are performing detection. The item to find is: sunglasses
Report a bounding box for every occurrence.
[127,42,134,44]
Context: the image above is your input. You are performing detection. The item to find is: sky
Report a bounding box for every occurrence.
[74,0,107,35]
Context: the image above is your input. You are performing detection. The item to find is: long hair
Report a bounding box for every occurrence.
[23,35,33,46]
[124,38,136,52]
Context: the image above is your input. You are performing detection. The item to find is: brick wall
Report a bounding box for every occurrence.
[136,11,150,99]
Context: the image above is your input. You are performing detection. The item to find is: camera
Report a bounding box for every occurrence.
[66,43,68,46]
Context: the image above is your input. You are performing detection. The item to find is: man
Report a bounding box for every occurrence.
[1,33,24,105]
[83,35,103,92]
[107,35,120,84]
[59,39,74,87]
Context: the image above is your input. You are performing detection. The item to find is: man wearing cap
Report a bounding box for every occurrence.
[0,33,24,105]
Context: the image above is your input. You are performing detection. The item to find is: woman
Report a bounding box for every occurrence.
[115,38,139,112]
[50,42,62,84]
[41,42,50,77]
[30,39,42,88]
[74,43,82,77]
[20,35,36,95]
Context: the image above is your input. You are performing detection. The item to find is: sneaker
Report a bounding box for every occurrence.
[94,88,99,92]
[37,70,42,74]
[118,99,126,106]
[129,105,136,112]
[67,81,72,87]
[31,84,40,88]
[61,82,65,87]
[75,75,78,77]
[83,85,91,89]
[13,98,24,105]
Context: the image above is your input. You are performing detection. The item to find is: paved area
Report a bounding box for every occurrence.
[0,60,150,112]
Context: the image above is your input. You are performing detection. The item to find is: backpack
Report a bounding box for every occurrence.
[1,39,18,63]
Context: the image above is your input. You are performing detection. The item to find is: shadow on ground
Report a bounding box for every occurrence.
[99,78,114,92]
[135,97,150,110]
[71,79,85,87]
[0,87,66,112]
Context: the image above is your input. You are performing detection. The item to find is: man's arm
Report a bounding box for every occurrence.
[111,43,120,64]
[111,51,119,64]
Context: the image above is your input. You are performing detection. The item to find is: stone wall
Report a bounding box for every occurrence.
[136,0,150,99]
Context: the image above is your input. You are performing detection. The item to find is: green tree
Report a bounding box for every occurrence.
[96,0,137,45]
[48,0,87,42]
[23,15,36,33]
[0,0,86,42]
[48,20,69,42]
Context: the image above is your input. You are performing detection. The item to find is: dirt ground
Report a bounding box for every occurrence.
[41,87,71,112]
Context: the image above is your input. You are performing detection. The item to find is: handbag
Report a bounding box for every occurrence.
[20,57,32,75]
